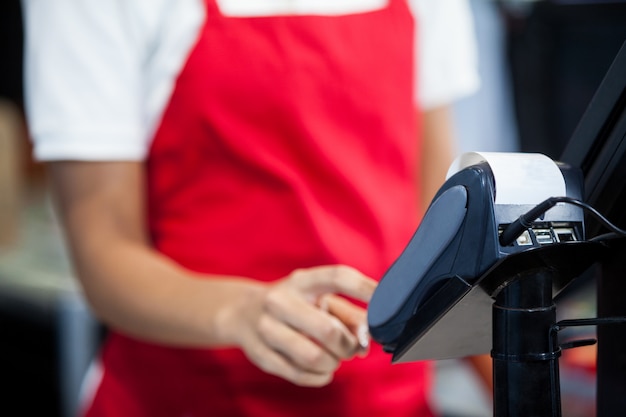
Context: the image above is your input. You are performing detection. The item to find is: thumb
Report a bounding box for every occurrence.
[319,294,370,353]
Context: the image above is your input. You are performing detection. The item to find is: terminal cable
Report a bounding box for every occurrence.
[499,196,626,246]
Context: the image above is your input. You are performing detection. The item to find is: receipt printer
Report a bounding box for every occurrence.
[367,152,585,353]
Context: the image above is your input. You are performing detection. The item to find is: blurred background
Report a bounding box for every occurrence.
[1,0,625,416]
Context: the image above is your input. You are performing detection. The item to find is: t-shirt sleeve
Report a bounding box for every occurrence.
[23,0,148,161]
[23,0,205,162]
[410,0,481,110]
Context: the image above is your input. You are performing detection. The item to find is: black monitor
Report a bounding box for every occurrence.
[560,40,626,417]
[560,41,626,236]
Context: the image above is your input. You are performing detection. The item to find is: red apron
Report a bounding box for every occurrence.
[85,0,433,416]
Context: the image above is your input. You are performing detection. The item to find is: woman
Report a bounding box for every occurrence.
[23,0,481,416]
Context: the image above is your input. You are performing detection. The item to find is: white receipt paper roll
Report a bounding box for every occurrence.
[446,152,567,205]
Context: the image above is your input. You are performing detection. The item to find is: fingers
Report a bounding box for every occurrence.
[244,331,334,387]
[290,265,377,304]
[264,289,359,359]
[237,265,377,387]
[288,265,374,355]
[266,265,375,359]
[258,315,339,375]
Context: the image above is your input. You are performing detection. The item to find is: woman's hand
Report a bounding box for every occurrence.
[221,265,376,387]
[47,162,376,386]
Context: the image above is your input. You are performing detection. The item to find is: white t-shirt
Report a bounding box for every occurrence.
[23,0,480,161]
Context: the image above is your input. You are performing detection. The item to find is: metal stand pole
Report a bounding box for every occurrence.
[492,269,561,417]
[597,242,626,416]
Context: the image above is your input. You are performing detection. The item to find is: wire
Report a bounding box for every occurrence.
[498,196,626,246]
